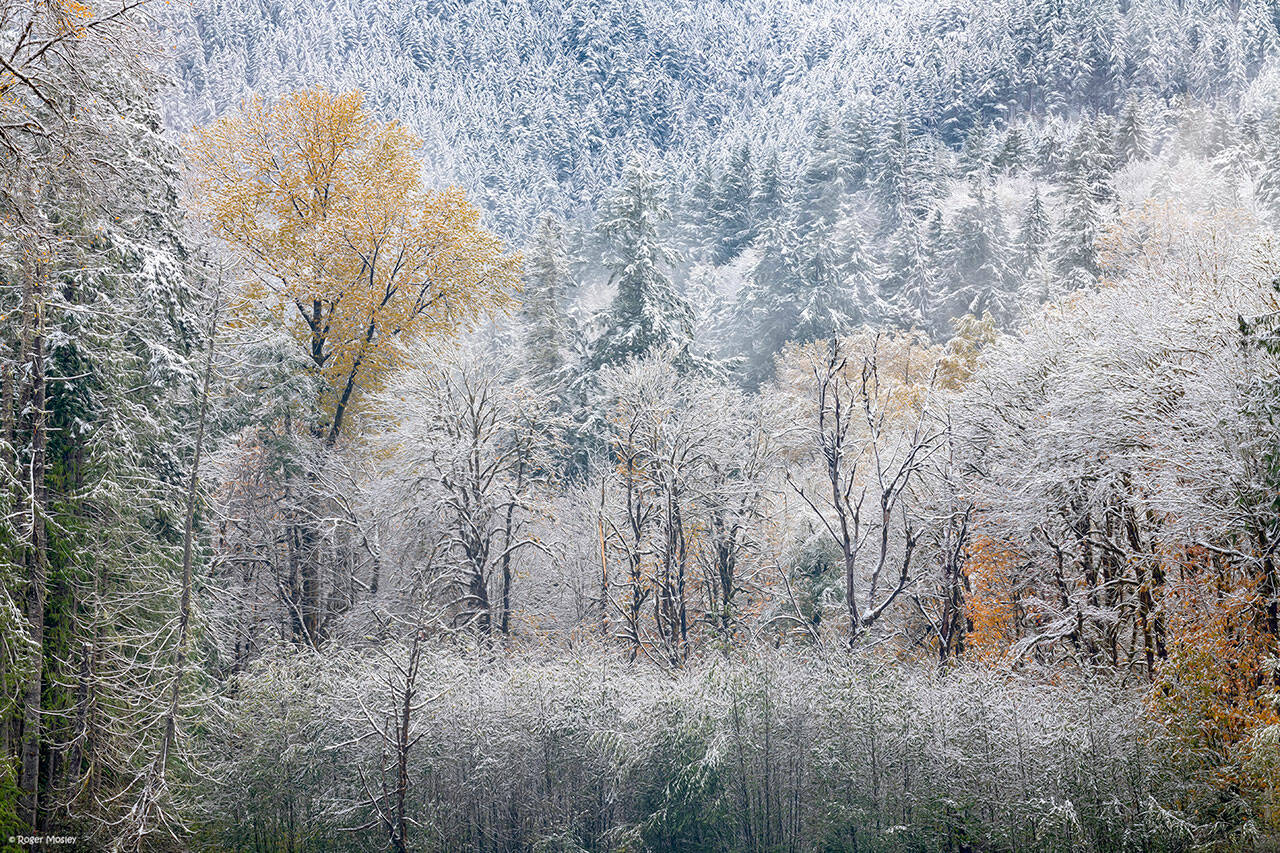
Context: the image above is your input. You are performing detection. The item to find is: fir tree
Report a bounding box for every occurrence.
[870,114,916,235]
[959,125,993,181]
[1052,121,1113,288]
[1116,95,1150,165]
[938,182,1018,325]
[588,159,695,373]
[995,126,1029,175]
[838,107,874,191]
[750,150,785,232]
[878,218,932,332]
[0,22,211,835]
[1211,118,1253,203]
[1253,119,1280,220]
[798,112,845,229]
[911,209,945,332]
[1088,115,1120,209]
[1016,186,1052,275]
[707,143,756,265]
[730,200,871,387]
[521,214,574,389]
[1033,121,1066,179]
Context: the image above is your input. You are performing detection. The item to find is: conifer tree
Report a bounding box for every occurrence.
[938,182,1018,325]
[1016,186,1052,275]
[1253,120,1280,219]
[995,126,1029,175]
[1052,121,1114,289]
[912,209,946,331]
[521,214,574,389]
[0,4,211,837]
[959,125,993,181]
[707,143,756,265]
[731,199,873,387]
[1116,96,1150,165]
[838,108,874,191]
[750,150,786,232]
[1033,120,1066,179]
[1083,117,1120,208]
[798,112,845,229]
[878,218,931,332]
[870,113,943,235]
[588,159,695,372]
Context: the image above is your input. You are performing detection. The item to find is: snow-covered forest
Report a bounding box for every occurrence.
[2,0,1280,850]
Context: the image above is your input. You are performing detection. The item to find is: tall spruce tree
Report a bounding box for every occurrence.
[1253,119,1280,220]
[1016,186,1052,275]
[521,214,574,389]
[798,112,846,229]
[938,182,1018,325]
[588,159,695,373]
[1052,120,1115,289]
[707,143,756,265]
[878,218,931,332]
[995,126,1030,175]
[750,150,785,234]
[730,199,872,387]
[1116,96,1151,165]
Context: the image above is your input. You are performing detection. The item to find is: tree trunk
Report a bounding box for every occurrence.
[18,246,47,830]
[154,310,215,781]
[392,630,419,853]
[498,458,525,636]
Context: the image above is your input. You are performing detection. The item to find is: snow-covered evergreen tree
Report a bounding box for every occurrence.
[994,126,1030,175]
[750,150,786,233]
[1053,121,1115,289]
[1016,186,1052,275]
[0,5,211,838]
[729,198,876,386]
[1115,96,1151,165]
[797,113,848,230]
[707,143,756,265]
[588,159,695,373]
[878,218,932,332]
[521,214,575,389]
[938,182,1018,325]
[1253,119,1280,220]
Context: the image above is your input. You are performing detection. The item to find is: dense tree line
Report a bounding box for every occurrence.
[1,1,1280,851]
[164,0,1280,234]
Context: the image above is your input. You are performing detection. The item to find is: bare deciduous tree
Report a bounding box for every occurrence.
[780,333,943,647]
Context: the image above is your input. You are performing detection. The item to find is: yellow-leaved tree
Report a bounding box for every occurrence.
[187,88,520,647]
[187,87,520,445]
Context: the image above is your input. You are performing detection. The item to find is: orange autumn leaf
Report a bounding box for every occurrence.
[1149,547,1280,827]
[963,535,1019,664]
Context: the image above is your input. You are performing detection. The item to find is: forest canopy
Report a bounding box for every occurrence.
[1,0,1280,851]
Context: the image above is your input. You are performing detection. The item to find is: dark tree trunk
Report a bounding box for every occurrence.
[18,252,48,830]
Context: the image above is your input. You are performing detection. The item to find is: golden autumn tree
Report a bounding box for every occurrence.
[187,87,520,446]
[187,88,519,647]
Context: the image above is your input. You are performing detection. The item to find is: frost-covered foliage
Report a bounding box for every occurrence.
[0,1,212,845]
[164,0,1280,388]
[164,0,1280,231]
[958,210,1277,672]
[9,0,1280,847]
[193,647,1185,853]
[182,195,1280,845]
